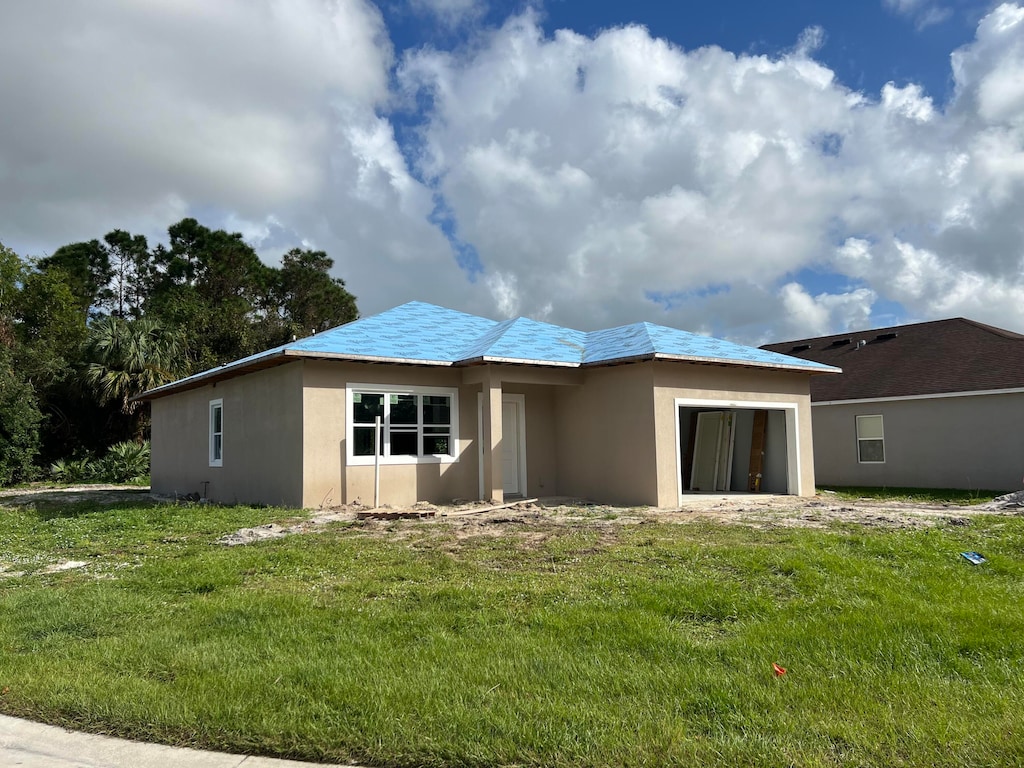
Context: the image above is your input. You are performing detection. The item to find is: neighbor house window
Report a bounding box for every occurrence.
[347,384,458,465]
[209,399,223,467]
[856,414,884,463]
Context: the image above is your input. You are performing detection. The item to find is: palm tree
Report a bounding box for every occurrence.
[84,316,186,418]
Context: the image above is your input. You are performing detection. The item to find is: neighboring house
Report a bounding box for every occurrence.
[139,302,837,508]
[763,318,1024,491]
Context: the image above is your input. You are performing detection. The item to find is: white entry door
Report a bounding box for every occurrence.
[690,411,735,492]
[501,395,525,496]
[478,393,527,499]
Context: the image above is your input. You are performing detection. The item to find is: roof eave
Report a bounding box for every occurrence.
[136,334,839,403]
[649,352,842,374]
[580,352,839,373]
[136,348,455,401]
[134,349,293,402]
[582,353,657,367]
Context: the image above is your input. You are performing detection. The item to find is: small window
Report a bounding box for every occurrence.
[210,399,223,467]
[347,385,458,465]
[856,414,884,463]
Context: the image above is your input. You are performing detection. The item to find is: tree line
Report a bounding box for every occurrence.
[0,218,358,484]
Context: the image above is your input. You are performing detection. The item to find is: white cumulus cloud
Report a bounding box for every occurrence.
[399,4,1024,339]
[4,1,1024,344]
[0,0,392,250]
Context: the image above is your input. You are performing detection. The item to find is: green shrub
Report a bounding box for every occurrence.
[49,441,149,484]
[95,440,150,483]
[0,358,42,485]
[49,457,97,484]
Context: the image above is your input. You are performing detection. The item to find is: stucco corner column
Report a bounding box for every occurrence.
[480,370,504,503]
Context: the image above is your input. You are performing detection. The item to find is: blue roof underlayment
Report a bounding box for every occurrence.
[457,316,588,365]
[288,302,494,363]
[145,301,838,396]
[583,321,820,368]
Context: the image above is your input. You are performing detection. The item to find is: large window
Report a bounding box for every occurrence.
[856,414,884,463]
[347,384,458,464]
[209,399,223,467]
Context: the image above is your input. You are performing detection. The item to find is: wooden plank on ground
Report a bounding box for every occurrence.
[442,498,539,517]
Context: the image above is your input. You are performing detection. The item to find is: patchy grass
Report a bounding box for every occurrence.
[819,485,1007,506]
[1,499,1023,767]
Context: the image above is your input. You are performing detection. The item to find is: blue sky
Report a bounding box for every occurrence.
[387,0,985,99]
[559,0,983,95]
[1,0,1022,342]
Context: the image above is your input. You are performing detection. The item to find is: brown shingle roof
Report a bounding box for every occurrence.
[762,318,1024,402]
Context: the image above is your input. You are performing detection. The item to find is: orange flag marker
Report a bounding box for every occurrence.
[772,663,787,677]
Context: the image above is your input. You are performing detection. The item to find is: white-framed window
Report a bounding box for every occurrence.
[209,399,223,467]
[346,383,459,465]
[856,414,884,463]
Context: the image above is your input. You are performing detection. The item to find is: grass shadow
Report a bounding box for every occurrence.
[33,497,162,521]
[0,493,154,524]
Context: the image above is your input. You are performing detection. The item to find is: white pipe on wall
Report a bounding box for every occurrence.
[374,415,381,508]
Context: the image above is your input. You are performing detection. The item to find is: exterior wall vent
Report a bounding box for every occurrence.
[875,332,899,341]
[791,343,811,352]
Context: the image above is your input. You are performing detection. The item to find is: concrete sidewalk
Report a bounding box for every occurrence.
[0,714,350,768]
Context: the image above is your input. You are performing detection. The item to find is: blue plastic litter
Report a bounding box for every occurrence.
[960,551,987,565]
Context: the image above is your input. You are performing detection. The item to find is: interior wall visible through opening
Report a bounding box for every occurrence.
[678,406,789,493]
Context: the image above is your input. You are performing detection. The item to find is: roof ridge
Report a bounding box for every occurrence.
[640,319,703,336]
[956,317,1024,340]
[450,317,517,360]
[765,316,1020,347]
[454,314,587,365]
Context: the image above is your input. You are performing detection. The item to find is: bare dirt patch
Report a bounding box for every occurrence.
[216,507,355,545]
[5,485,1017,547]
[653,494,974,531]
[217,492,1022,546]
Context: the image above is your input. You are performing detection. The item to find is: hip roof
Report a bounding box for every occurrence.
[141,301,839,399]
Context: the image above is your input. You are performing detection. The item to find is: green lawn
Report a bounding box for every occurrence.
[1,498,1023,767]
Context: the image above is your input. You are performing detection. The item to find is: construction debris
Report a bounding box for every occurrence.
[442,498,538,518]
[212,490,1024,547]
[356,509,436,520]
[217,523,289,546]
[977,490,1024,510]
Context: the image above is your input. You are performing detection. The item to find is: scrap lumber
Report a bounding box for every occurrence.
[442,498,538,517]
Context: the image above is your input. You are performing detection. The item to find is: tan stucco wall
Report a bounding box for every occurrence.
[150,362,303,506]
[301,361,480,507]
[554,363,660,505]
[811,393,1024,491]
[151,357,822,509]
[652,362,817,504]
